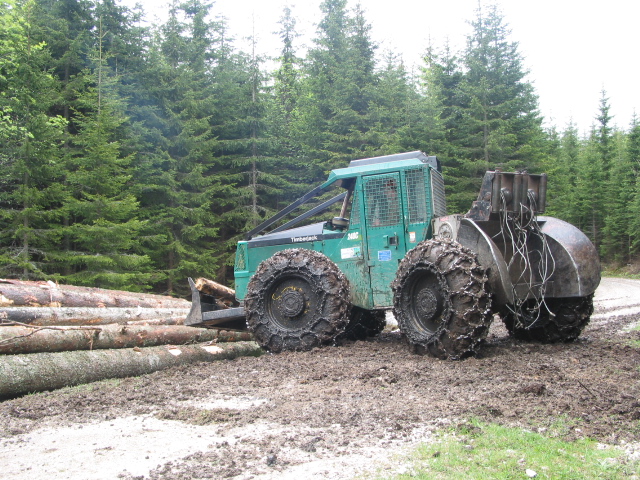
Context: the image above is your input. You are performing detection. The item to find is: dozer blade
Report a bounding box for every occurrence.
[185,277,247,330]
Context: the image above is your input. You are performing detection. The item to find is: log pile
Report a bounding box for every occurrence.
[0,342,262,398]
[0,324,254,355]
[0,279,192,308]
[0,279,259,399]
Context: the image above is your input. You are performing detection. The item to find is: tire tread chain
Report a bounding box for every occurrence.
[245,249,350,352]
[504,295,594,343]
[392,239,492,359]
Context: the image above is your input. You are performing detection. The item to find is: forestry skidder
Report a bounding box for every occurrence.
[186,151,600,359]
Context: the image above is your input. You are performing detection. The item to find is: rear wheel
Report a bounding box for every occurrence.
[503,295,593,342]
[339,307,386,341]
[245,249,350,352]
[392,239,492,359]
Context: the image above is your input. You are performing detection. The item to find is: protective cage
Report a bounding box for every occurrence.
[364,174,402,228]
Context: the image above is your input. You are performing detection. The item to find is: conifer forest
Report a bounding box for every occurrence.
[1,0,638,295]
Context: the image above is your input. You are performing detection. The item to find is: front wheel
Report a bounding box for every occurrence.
[245,249,351,352]
[392,239,492,359]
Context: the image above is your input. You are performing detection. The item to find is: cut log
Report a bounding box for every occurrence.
[0,324,255,355]
[0,279,190,308]
[125,317,185,326]
[0,341,263,399]
[0,306,190,326]
[195,277,236,302]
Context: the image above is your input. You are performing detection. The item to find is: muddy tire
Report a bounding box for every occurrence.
[245,249,350,353]
[339,307,386,341]
[503,295,594,343]
[392,239,492,360]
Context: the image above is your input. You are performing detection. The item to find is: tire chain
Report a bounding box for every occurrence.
[504,294,594,343]
[392,238,493,359]
[245,249,350,352]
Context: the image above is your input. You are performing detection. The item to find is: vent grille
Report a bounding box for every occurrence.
[431,170,447,217]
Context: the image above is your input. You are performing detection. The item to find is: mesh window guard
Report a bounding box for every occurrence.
[365,176,401,227]
[405,169,427,224]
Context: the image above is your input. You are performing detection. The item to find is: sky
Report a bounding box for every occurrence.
[124,0,640,134]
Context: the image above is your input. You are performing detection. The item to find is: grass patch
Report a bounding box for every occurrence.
[59,377,124,394]
[601,267,640,279]
[373,420,637,479]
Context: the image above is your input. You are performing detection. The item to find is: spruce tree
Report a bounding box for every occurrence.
[53,15,151,290]
[266,6,322,224]
[32,0,93,133]
[627,116,640,257]
[595,89,614,180]
[296,0,377,172]
[601,131,634,263]
[421,41,467,210]
[545,122,582,224]
[574,129,605,249]
[273,5,300,134]
[444,4,544,212]
[132,0,227,293]
[370,52,443,157]
[209,37,286,279]
[0,0,67,279]
[587,92,615,257]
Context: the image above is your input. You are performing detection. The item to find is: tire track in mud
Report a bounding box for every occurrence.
[0,278,639,480]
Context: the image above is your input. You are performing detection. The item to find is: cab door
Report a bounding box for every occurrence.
[362,173,408,307]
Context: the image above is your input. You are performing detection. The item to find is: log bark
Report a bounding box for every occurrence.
[125,317,185,326]
[195,277,236,301]
[0,324,255,355]
[0,306,190,326]
[0,279,190,308]
[0,341,263,399]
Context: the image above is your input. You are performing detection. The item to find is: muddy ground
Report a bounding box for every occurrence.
[1,277,639,479]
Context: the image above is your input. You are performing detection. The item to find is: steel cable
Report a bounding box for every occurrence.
[495,188,556,328]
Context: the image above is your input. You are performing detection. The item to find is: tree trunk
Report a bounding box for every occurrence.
[0,307,190,326]
[0,324,254,355]
[124,317,185,326]
[0,280,190,308]
[0,341,262,399]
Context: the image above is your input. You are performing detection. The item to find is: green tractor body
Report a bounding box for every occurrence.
[186,151,601,359]
[235,152,445,309]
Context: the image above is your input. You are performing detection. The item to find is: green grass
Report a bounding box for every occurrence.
[601,267,640,280]
[371,420,638,480]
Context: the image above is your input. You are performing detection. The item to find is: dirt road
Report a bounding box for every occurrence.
[1,278,639,479]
